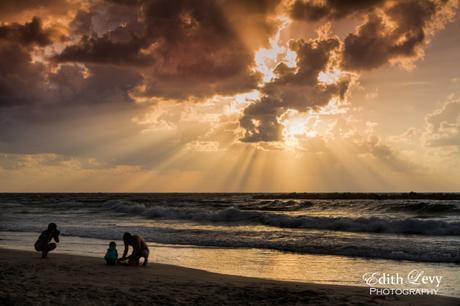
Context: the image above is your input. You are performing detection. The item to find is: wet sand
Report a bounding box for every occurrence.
[1,248,458,305]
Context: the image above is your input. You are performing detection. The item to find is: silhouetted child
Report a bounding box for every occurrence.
[34,223,60,258]
[104,241,118,265]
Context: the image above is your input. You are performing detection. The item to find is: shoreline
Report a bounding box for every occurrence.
[1,248,459,305]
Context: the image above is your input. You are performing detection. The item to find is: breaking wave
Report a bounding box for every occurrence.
[103,200,460,235]
[2,223,459,263]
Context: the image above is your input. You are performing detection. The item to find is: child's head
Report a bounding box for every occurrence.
[109,241,116,248]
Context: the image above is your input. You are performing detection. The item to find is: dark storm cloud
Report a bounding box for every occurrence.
[290,0,384,21]
[342,0,449,70]
[55,28,152,65]
[107,0,143,5]
[0,62,144,158]
[0,0,70,20]
[239,97,284,143]
[61,0,146,63]
[54,0,281,99]
[262,37,349,109]
[0,17,54,108]
[289,0,455,71]
[139,0,262,98]
[240,37,351,143]
[0,16,143,109]
[70,1,144,36]
[0,0,277,156]
[0,17,52,46]
[0,40,47,108]
[48,64,143,106]
[0,0,281,109]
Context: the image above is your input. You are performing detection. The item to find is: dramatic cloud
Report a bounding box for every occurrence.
[232,0,457,145]
[56,29,151,66]
[0,34,142,109]
[0,18,52,108]
[240,36,352,142]
[54,0,283,99]
[239,96,284,142]
[0,16,144,154]
[290,0,384,21]
[0,17,53,46]
[342,0,457,70]
[60,0,146,63]
[290,0,457,71]
[0,0,459,192]
[239,0,457,143]
[48,64,142,106]
[0,0,71,21]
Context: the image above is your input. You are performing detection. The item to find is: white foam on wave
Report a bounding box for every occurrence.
[2,197,459,263]
[103,200,460,235]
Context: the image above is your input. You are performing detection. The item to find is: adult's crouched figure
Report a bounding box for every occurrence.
[34,223,60,258]
[118,232,149,266]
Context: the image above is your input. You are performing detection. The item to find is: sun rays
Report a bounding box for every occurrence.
[254,16,295,83]
[1,0,459,192]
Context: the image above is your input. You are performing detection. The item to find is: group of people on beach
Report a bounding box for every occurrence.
[34,223,150,266]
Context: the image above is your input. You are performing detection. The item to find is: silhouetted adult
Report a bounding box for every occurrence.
[34,223,60,258]
[118,232,149,266]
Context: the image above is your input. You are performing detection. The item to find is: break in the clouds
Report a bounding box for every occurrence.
[0,0,459,191]
[240,35,351,142]
[239,0,457,143]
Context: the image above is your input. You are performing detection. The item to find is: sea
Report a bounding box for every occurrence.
[1,193,459,297]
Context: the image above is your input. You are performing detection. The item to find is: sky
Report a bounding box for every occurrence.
[0,0,459,192]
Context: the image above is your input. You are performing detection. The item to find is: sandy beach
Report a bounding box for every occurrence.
[1,248,458,306]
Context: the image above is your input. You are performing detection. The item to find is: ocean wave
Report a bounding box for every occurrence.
[0,202,23,207]
[73,229,460,263]
[384,202,459,213]
[103,200,460,235]
[241,200,312,211]
[253,192,460,200]
[2,225,459,263]
[245,199,460,214]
